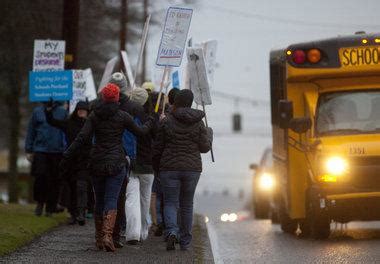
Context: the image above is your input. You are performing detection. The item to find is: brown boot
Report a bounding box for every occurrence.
[113,220,124,248]
[102,210,117,252]
[95,215,104,250]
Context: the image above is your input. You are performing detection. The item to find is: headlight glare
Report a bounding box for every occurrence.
[258,172,275,190]
[325,156,348,176]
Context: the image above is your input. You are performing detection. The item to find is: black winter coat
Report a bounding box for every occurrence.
[119,93,147,122]
[46,107,91,176]
[63,101,153,177]
[152,107,213,172]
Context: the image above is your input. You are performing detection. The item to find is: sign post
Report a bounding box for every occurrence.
[155,7,193,112]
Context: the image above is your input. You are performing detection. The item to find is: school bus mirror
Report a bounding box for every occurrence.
[278,100,294,129]
[249,163,258,171]
[289,117,312,134]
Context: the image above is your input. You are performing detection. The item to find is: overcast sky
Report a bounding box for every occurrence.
[146,0,380,195]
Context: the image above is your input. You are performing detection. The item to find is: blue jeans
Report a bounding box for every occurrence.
[93,167,126,215]
[160,170,200,248]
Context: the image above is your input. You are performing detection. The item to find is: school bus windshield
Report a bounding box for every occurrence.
[316,90,380,136]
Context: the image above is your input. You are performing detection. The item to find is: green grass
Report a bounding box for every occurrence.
[0,204,67,256]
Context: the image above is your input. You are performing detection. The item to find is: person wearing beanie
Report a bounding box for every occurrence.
[45,100,91,226]
[124,90,157,245]
[130,87,149,106]
[108,72,129,94]
[142,81,155,93]
[152,89,213,251]
[168,87,180,106]
[61,83,154,252]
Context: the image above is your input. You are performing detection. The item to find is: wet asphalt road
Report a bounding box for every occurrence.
[195,193,380,264]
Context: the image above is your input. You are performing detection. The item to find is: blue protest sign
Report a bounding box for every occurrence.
[29,71,73,102]
[172,70,180,88]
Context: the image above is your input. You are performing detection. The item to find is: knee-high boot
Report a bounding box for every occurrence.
[102,210,117,252]
[95,214,104,250]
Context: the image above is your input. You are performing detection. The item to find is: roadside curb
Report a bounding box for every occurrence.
[193,214,215,263]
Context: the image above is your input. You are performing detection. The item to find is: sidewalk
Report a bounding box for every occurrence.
[2,215,214,264]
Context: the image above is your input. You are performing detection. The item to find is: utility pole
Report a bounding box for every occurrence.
[141,0,148,82]
[120,0,128,51]
[62,0,80,69]
[119,0,128,73]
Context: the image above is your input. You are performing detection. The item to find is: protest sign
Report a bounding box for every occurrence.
[69,69,97,113]
[98,56,118,92]
[83,68,97,100]
[29,71,73,102]
[172,70,180,88]
[121,51,134,91]
[33,40,65,71]
[201,40,218,89]
[133,14,151,89]
[70,70,86,113]
[186,47,212,105]
[187,47,215,162]
[156,7,193,67]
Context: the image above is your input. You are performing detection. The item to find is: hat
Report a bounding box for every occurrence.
[142,81,155,92]
[101,83,120,103]
[130,87,149,106]
[174,89,193,108]
[109,72,128,93]
[168,88,180,105]
[75,101,89,111]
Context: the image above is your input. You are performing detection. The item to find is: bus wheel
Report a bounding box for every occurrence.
[298,220,311,238]
[311,215,330,239]
[279,203,297,234]
[304,199,331,239]
[270,209,280,224]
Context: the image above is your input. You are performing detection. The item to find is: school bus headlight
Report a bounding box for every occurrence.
[362,39,368,44]
[258,173,275,190]
[325,156,348,176]
[375,38,380,43]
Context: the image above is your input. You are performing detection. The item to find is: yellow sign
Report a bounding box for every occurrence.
[339,46,380,67]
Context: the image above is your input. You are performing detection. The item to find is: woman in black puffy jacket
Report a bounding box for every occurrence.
[153,89,213,251]
[62,84,153,252]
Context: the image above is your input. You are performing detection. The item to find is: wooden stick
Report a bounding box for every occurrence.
[154,66,169,113]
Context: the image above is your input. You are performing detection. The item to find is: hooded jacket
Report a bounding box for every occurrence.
[63,101,153,177]
[152,107,213,172]
[25,105,67,154]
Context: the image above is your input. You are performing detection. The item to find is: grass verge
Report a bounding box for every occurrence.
[0,204,67,256]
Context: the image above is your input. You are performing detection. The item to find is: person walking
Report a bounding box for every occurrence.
[124,88,156,245]
[61,83,153,252]
[46,101,91,225]
[153,89,213,251]
[150,88,179,236]
[108,72,148,248]
[25,101,67,217]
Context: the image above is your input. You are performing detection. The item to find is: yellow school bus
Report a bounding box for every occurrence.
[270,32,380,239]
